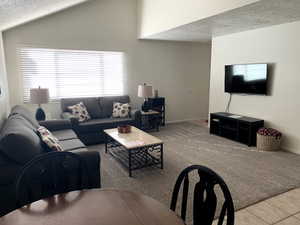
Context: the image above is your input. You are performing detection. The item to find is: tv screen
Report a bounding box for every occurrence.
[225,63,268,95]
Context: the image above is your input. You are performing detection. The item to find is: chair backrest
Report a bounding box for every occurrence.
[15,151,89,208]
[170,165,234,225]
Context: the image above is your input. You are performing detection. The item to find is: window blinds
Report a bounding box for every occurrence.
[19,47,124,102]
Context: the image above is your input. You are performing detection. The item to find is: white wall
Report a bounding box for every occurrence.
[138,0,259,38]
[3,0,211,122]
[209,21,300,154]
[0,32,10,127]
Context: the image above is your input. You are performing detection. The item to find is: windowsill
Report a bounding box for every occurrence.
[24,100,60,104]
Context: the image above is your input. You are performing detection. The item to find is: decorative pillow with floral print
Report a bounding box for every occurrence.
[112,102,131,118]
[68,102,91,122]
[37,126,63,151]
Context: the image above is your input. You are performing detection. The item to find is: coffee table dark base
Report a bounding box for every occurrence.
[105,135,163,177]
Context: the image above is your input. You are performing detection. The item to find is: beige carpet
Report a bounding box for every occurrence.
[88,122,300,222]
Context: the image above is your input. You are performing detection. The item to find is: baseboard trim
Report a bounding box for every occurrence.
[281,145,300,155]
[166,118,207,124]
[165,119,299,154]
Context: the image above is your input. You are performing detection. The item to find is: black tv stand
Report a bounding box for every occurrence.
[210,112,264,146]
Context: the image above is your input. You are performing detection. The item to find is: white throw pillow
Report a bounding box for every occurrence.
[112,102,131,118]
[68,102,91,122]
[37,126,63,152]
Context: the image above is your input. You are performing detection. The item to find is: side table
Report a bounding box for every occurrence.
[141,110,161,131]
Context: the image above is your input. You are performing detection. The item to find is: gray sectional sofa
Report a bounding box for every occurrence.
[61,95,141,145]
[0,105,101,216]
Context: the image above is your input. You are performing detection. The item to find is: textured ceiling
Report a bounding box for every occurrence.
[143,0,300,42]
[0,0,89,31]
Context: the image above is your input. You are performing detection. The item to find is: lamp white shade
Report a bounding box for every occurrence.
[30,88,49,104]
[138,84,153,98]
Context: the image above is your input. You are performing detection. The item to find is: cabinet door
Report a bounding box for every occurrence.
[238,122,251,145]
[210,115,220,135]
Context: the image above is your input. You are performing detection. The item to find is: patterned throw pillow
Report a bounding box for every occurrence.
[112,102,131,118]
[37,126,63,152]
[68,102,91,122]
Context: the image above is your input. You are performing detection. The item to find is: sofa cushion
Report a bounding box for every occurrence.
[39,119,72,131]
[9,105,39,128]
[77,117,134,133]
[61,97,102,119]
[60,139,85,151]
[52,129,78,141]
[0,115,44,164]
[77,133,104,145]
[99,95,130,118]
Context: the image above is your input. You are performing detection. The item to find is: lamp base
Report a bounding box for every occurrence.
[36,107,46,121]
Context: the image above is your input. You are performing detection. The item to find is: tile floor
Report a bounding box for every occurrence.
[214,188,300,225]
[191,121,300,224]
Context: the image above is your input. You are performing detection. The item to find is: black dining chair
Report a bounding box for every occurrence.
[170,165,235,225]
[15,151,89,208]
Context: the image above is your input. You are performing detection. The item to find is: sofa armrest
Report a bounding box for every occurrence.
[71,149,101,188]
[130,109,142,128]
[39,119,72,131]
[61,112,79,126]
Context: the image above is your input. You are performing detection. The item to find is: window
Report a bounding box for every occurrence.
[20,47,124,102]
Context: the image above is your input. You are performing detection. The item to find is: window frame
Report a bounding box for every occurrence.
[18,46,126,103]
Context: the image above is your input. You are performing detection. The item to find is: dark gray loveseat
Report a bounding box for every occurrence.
[61,95,141,145]
[0,105,101,216]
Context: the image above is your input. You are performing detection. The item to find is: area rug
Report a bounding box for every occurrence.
[88,122,300,222]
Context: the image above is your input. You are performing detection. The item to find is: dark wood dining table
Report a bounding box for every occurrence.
[0,189,185,225]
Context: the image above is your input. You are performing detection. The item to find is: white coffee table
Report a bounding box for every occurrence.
[104,126,163,177]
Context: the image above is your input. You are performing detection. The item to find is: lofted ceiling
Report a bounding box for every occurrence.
[1,0,300,42]
[142,0,300,42]
[0,0,90,31]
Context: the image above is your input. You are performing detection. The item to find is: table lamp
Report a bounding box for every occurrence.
[138,83,153,112]
[30,87,49,121]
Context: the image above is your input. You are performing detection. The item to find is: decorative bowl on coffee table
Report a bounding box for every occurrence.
[118,125,131,133]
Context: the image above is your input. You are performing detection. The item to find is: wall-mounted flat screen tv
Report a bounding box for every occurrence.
[225,63,268,95]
